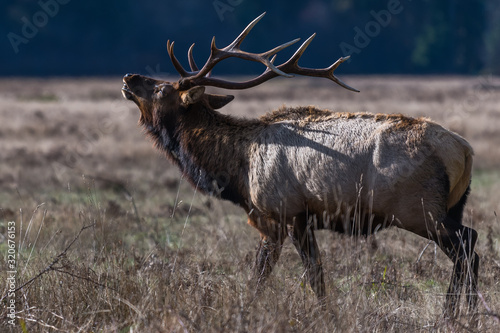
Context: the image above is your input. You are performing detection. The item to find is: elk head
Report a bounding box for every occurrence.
[122,12,358,125]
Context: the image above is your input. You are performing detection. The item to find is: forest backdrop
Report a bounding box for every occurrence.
[2,0,499,76]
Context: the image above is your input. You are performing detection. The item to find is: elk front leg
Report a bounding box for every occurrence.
[248,217,286,288]
[254,235,284,283]
[289,213,325,297]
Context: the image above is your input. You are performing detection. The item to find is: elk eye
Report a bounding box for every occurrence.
[155,85,169,98]
[154,85,164,97]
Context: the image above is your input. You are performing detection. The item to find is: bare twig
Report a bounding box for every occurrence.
[0,223,95,302]
[416,240,433,264]
[52,268,116,291]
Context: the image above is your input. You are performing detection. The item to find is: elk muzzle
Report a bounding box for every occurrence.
[122,73,159,102]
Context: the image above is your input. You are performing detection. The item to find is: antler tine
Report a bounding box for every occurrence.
[287,33,316,66]
[260,38,301,78]
[188,43,199,71]
[327,56,360,92]
[167,40,192,77]
[225,12,266,50]
[328,55,349,72]
[277,33,359,92]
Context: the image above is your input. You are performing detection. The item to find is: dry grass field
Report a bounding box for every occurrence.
[1,76,499,332]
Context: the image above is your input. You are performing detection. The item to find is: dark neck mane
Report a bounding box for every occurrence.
[144,103,259,205]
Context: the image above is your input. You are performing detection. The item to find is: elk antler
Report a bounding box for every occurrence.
[168,12,359,92]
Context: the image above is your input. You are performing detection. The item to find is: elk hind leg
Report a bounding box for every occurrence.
[437,218,479,317]
[289,213,325,298]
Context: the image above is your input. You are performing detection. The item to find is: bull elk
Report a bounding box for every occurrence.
[122,13,478,317]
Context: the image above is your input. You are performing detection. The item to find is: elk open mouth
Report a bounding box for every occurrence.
[121,83,134,100]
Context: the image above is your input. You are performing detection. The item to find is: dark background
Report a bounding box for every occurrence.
[2,0,499,77]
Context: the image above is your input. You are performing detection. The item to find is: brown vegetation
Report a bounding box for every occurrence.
[1,76,499,332]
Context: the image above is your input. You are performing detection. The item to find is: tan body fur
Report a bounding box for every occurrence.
[247,107,473,239]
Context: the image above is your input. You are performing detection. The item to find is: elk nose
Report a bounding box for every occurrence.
[123,73,136,83]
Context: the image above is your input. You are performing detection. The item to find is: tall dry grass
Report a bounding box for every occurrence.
[1,76,499,332]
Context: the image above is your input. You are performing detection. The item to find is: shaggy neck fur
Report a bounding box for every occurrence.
[143,103,259,206]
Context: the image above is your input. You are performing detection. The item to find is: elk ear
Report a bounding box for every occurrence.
[205,94,234,109]
[180,86,205,106]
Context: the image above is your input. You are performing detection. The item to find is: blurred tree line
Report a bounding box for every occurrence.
[1,0,498,76]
